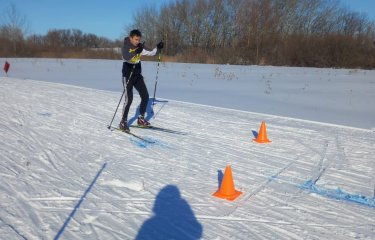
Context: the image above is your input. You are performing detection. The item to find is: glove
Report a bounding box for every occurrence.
[135,42,144,54]
[157,41,164,50]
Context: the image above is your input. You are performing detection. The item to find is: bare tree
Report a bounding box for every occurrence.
[0,3,30,55]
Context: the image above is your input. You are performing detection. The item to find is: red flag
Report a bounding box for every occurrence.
[3,61,10,74]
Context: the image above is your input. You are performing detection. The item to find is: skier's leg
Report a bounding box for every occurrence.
[134,75,149,117]
[121,78,134,122]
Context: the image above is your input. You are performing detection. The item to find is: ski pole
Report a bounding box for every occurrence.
[152,48,162,109]
[107,64,136,129]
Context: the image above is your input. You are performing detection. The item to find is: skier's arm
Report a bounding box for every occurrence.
[141,41,163,56]
[122,46,138,61]
[141,47,157,56]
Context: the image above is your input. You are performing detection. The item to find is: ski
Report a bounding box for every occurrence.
[131,125,187,135]
[109,126,155,144]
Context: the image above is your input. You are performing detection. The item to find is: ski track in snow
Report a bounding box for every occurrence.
[0,77,375,239]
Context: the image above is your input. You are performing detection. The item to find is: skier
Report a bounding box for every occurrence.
[119,29,164,132]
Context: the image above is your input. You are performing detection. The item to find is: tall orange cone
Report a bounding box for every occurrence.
[213,165,242,201]
[254,121,271,143]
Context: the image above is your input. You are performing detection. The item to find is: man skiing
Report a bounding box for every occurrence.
[119,29,163,132]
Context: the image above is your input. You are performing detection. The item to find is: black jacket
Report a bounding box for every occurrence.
[122,37,157,77]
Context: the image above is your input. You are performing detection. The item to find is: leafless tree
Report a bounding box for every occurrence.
[0,3,30,55]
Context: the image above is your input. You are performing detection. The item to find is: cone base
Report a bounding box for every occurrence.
[253,138,271,144]
[212,189,242,201]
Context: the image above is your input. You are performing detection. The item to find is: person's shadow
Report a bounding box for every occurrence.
[128,98,169,126]
[135,185,203,240]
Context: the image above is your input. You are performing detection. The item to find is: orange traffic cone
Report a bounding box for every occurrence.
[213,165,242,201]
[254,121,271,143]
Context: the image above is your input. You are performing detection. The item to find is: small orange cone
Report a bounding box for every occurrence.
[254,121,271,143]
[213,165,242,201]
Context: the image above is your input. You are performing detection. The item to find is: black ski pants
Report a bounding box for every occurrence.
[121,62,149,122]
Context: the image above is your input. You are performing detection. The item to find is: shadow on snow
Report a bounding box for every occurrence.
[135,185,203,240]
[128,98,168,126]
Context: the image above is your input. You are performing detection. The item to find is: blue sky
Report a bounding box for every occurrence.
[0,0,171,40]
[1,0,374,40]
[341,0,375,19]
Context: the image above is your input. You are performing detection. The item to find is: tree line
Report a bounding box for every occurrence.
[129,0,375,68]
[0,5,121,59]
[1,1,375,68]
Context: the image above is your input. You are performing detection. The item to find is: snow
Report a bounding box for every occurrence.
[2,58,374,129]
[0,58,375,239]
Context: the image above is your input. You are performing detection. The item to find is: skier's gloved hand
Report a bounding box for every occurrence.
[135,42,144,54]
[157,41,164,50]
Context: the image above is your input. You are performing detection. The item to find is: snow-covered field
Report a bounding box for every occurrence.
[0,58,375,239]
[2,58,375,129]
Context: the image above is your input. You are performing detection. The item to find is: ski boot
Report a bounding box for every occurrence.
[119,120,130,132]
[137,115,151,128]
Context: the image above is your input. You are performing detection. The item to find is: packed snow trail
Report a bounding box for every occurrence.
[0,78,374,239]
[54,162,107,240]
